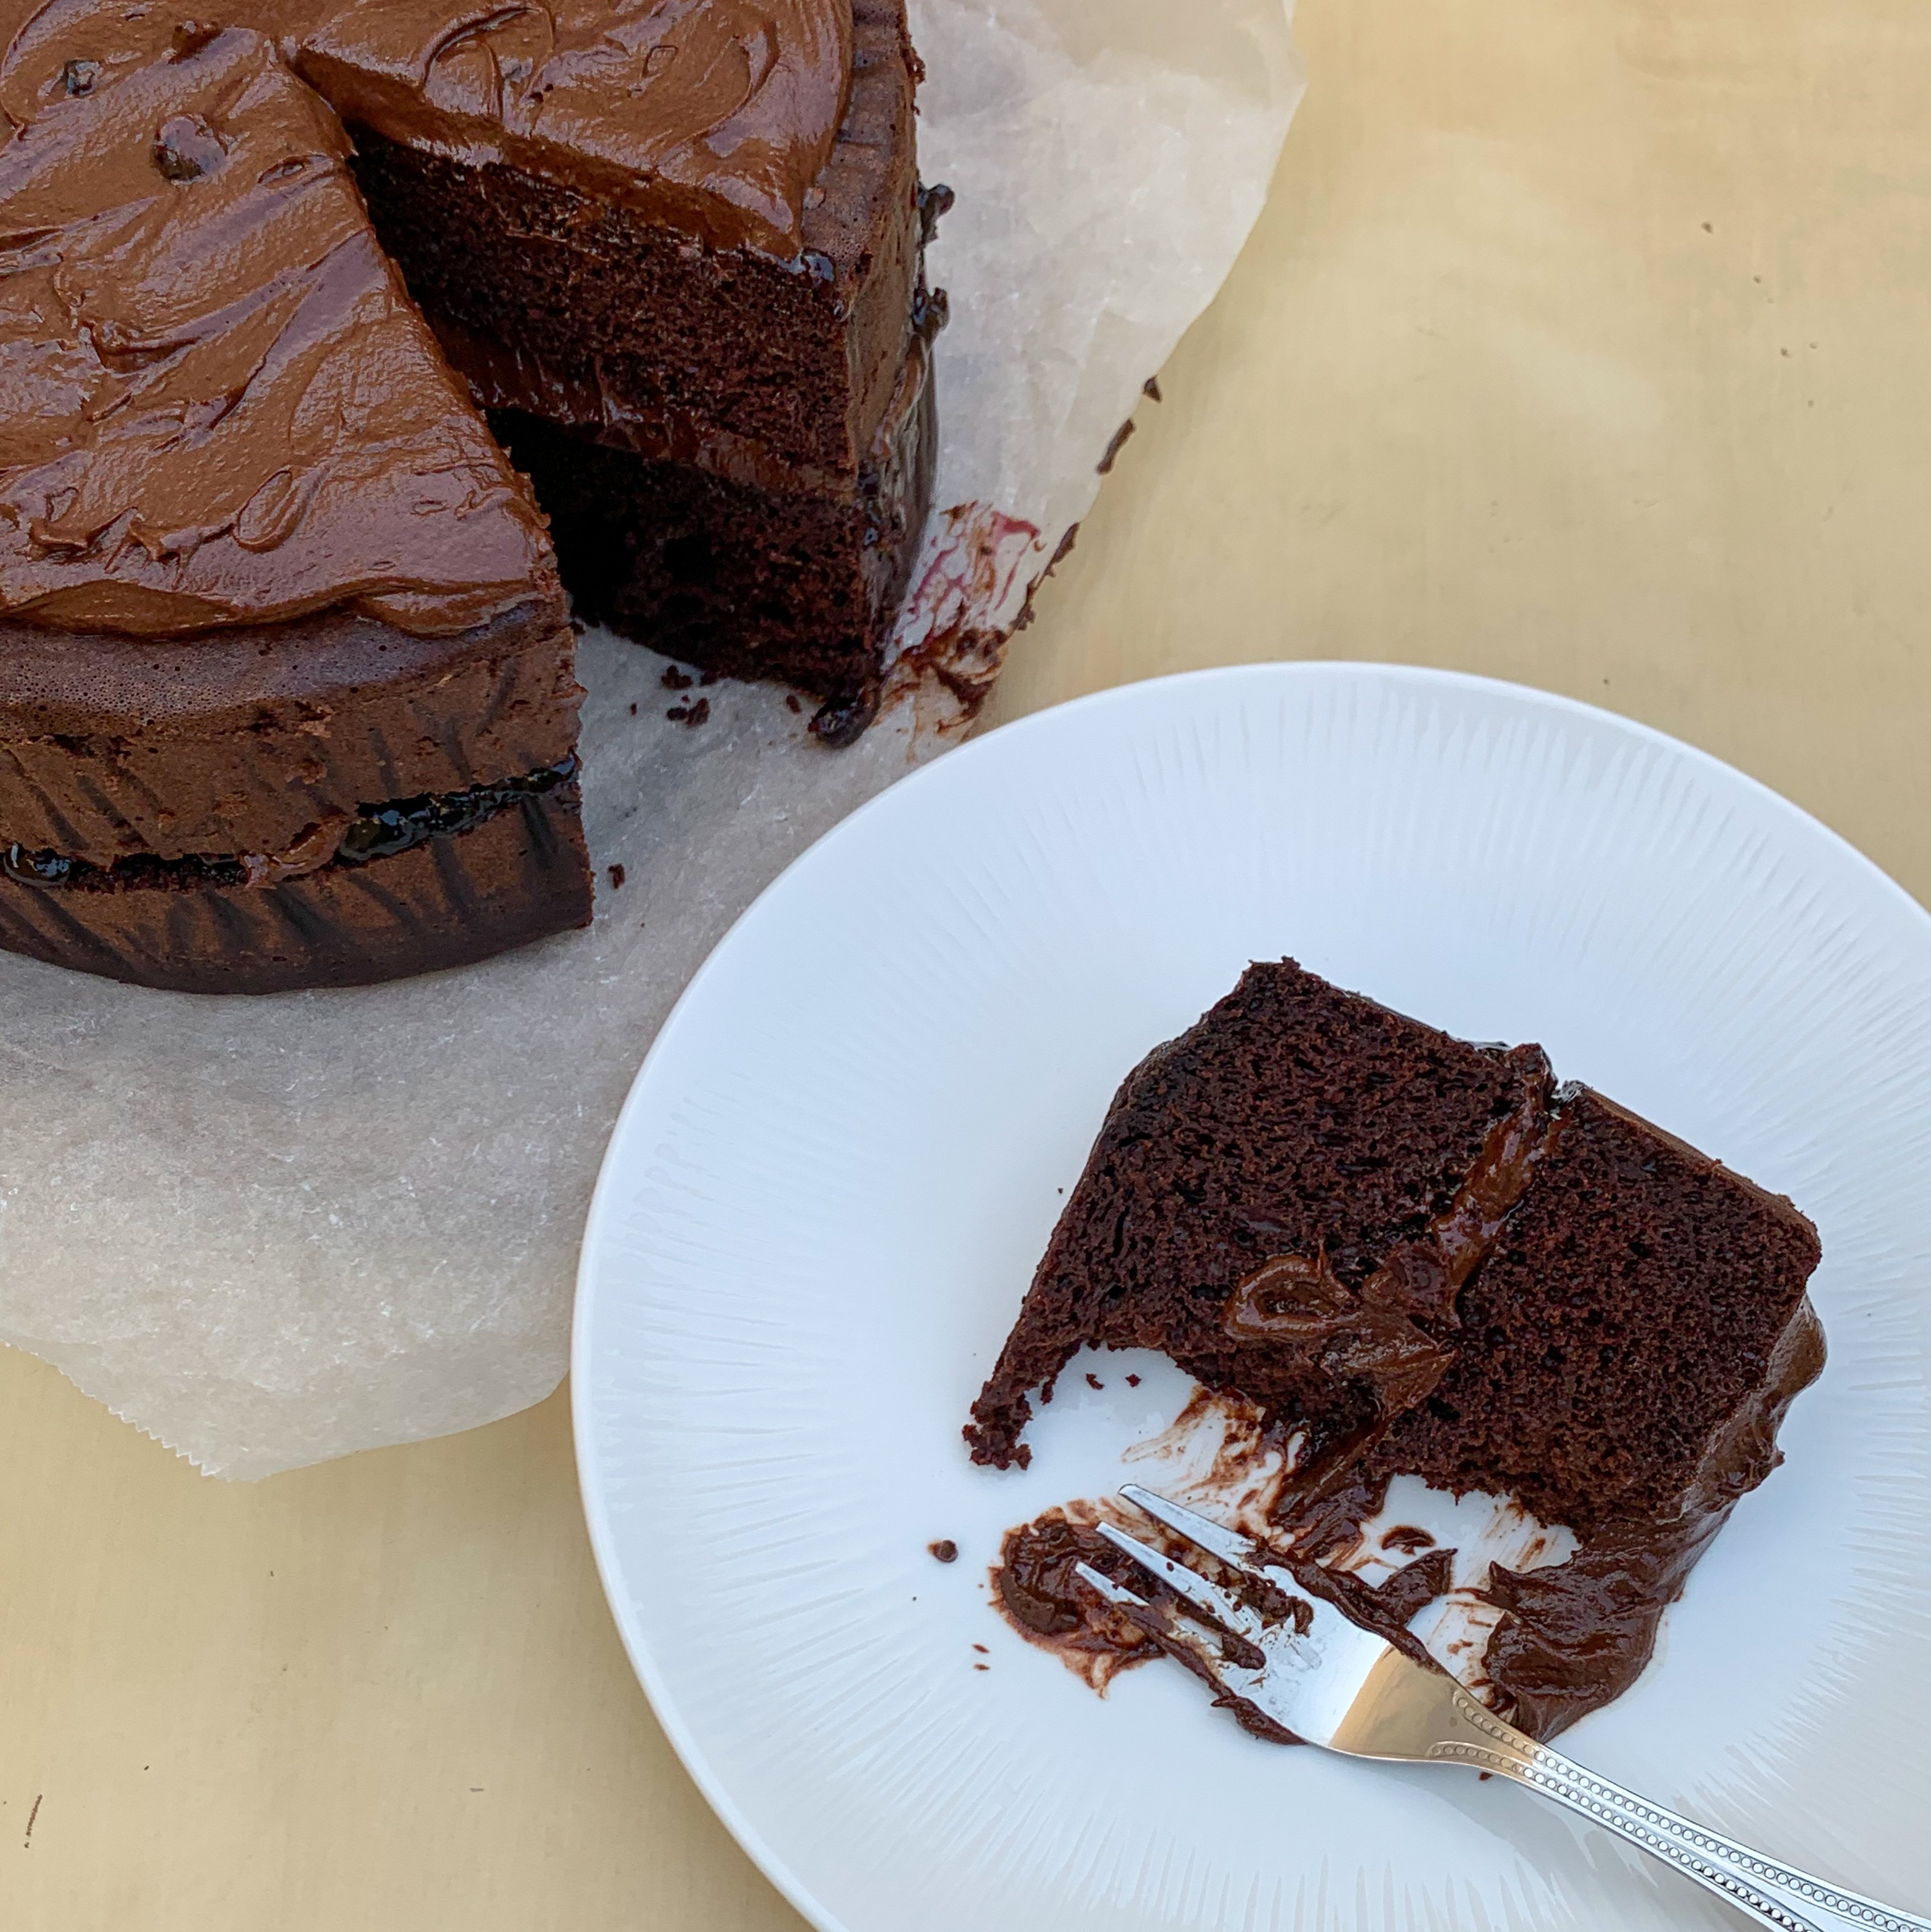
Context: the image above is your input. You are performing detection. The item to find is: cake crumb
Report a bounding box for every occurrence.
[628,701,638,715]
[665,699,711,728]
[1125,1373,1140,1386]
[1143,375,1163,401]
[973,1662,989,1671]
[786,693,803,713]
[1084,1373,1103,1391]
[1096,417,1136,474]
[607,864,626,891]
[972,1643,988,1653]
[662,666,693,690]
[928,1539,958,1563]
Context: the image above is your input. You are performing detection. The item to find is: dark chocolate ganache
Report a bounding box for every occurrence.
[4,758,579,894]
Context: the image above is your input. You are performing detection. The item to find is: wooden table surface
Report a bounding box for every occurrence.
[7,0,1929,1923]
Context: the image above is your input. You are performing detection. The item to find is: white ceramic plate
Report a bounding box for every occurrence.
[573,664,1931,1932]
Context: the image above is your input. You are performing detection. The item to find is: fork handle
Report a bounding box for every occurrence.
[1427,1684,1931,1932]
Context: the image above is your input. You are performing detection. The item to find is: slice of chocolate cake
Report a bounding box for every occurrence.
[970,961,1824,1737]
[967,962,1556,1470]
[0,24,588,992]
[307,0,938,739]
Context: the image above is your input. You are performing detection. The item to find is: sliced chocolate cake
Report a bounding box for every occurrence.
[0,0,938,990]
[312,0,937,740]
[0,23,588,993]
[970,961,1824,1736]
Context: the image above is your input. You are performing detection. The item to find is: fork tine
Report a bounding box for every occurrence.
[1094,1521,1267,1639]
[1072,1561,1146,1608]
[1118,1483,1259,1570]
[1078,1563,1247,1697]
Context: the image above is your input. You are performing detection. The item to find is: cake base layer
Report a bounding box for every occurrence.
[489,344,936,738]
[0,785,590,995]
[0,605,581,868]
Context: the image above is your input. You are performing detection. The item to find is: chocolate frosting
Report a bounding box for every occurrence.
[1221,1072,1560,1497]
[1479,1292,1827,1737]
[0,24,560,638]
[2,0,853,258]
[296,0,851,257]
[994,1504,1458,1735]
[1223,1249,1456,1416]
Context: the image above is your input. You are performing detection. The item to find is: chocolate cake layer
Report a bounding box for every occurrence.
[489,331,935,722]
[971,961,1825,1737]
[0,605,580,868]
[0,776,590,994]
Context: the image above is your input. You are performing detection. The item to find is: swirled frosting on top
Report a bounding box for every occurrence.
[1,0,855,257]
[0,24,560,637]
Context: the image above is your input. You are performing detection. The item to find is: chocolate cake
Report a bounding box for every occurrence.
[969,961,1825,1737]
[0,0,937,991]
[337,0,940,740]
[0,21,587,992]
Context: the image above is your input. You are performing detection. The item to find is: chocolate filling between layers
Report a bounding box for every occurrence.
[3,758,579,894]
[487,326,937,737]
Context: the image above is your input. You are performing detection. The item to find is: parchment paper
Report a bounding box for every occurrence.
[0,0,1303,1476]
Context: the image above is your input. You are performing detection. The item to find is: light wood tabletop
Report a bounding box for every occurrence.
[6,0,1928,1924]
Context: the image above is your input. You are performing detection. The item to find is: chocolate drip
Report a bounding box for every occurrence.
[1480,1293,1826,1737]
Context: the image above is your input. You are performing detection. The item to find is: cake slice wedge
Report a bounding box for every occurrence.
[970,960,1824,1736]
[965,961,1556,1471]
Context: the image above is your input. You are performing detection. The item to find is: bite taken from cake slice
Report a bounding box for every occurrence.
[969,960,1824,1738]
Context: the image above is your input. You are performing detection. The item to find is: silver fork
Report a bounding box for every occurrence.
[1075,1483,1929,1932]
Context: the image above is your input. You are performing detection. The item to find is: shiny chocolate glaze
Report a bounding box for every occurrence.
[1,1,852,258]
[0,23,560,640]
